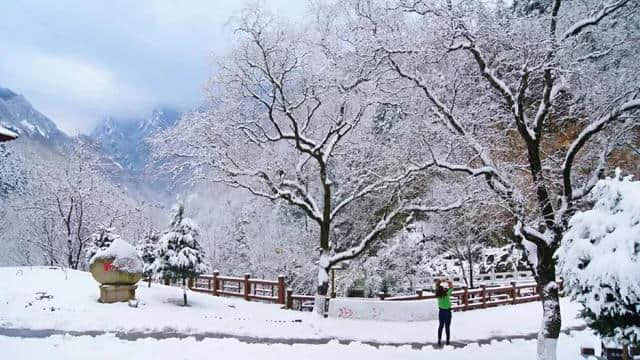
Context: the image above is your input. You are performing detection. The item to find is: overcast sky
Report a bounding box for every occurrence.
[0,1,305,135]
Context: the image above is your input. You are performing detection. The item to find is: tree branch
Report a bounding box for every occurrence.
[562,98,640,202]
[562,0,633,40]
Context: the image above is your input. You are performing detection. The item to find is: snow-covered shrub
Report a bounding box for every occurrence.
[85,226,121,265]
[556,170,640,347]
[153,202,208,304]
[137,232,159,279]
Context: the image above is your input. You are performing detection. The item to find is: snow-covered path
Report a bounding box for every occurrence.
[2,330,600,360]
[0,323,589,349]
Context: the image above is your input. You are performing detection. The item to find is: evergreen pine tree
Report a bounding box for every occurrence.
[137,231,160,287]
[153,202,208,305]
[85,225,121,265]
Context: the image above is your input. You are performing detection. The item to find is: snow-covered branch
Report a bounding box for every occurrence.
[562,0,634,40]
[387,54,499,172]
[328,198,463,266]
[329,161,436,221]
[216,165,324,224]
[562,98,640,201]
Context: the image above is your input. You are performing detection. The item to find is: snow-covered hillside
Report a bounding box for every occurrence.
[0,86,70,148]
[90,107,180,174]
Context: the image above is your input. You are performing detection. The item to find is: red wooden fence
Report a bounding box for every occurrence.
[188,271,287,305]
[381,282,549,311]
[186,272,557,313]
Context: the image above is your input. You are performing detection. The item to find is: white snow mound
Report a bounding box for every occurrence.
[90,238,143,273]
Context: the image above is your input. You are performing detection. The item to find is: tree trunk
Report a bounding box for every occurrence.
[182,278,188,306]
[67,234,74,269]
[468,246,474,289]
[536,248,561,360]
[458,261,468,288]
[313,250,330,315]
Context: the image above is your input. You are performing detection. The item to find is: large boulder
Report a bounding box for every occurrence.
[89,238,143,285]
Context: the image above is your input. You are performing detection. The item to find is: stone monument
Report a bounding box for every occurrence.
[89,238,144,303]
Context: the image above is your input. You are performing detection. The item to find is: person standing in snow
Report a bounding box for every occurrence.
[435,278,454,346]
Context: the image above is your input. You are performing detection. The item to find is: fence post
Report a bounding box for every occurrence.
[213,271,219,296]
[416,290,423,299]
[481,285,487,308]
[187,277,194,289]
[463,287,469,310]
[277,275,286,305]
[286,288,293,309]
[511,281,517,305]
[243,273,251,301]
[378,292,386,300]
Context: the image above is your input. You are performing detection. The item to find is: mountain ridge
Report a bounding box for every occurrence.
[0,86,71,149]
[89,107,181,175]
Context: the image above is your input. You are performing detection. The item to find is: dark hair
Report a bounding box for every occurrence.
[435,285,448,298]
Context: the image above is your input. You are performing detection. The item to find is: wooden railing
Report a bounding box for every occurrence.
[188,271,287,305]
[186,272,555,314]
[188,272,323,311]
[382,282,547,311]
[285,290,316,311]
[421,270,535,288]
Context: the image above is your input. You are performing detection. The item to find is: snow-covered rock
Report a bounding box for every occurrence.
[90,238,144,274]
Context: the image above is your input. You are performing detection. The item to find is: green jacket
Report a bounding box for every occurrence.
[437,288,453,310]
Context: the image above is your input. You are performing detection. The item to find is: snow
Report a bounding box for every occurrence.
[557,170,640,344]
[317,253,329,285]
[90,238,143,274]
[0,125,18,139]
[0,267,586,345]
[19,119,36,133]
[537,337,558,360]
[328,297,438,321]
[0,329,601,360]
[515,222,540,272]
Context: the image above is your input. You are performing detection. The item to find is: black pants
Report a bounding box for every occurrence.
[438,308,452,345]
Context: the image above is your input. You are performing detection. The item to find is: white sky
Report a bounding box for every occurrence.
[0,0,306,134]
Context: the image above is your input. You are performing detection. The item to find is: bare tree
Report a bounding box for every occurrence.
[151,7,464,314]
[7,140,140,269]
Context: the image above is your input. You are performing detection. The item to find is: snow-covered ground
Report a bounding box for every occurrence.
[0,266,599,359]
[2,331,601,360]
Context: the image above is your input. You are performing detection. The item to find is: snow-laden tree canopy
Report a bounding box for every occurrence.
[557,169,640,346]
[137,231,159,278]
[153,203,208,280]
[85,226,120,264]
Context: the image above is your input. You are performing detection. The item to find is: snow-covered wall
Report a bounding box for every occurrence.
[328,298,438,322]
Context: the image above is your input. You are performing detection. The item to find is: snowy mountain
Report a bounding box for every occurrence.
[90,107,180,175]
[0,86,70,148]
